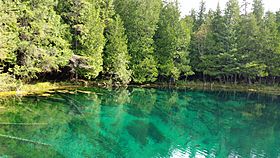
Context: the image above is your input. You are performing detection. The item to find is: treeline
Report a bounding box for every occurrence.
[0,0,280,85]
[190,0,280,84]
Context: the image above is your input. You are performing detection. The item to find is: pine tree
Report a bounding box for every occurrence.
[196,0,206,30]
[0,0,18,73]
[224,0,241,83]
[98,0,131,84]
[13,0,72,80]
[114,0,162,83]
[200,4,228,81]
[261,12,280,83]
[189,0,208,76]
[57,0,105,80]
[103,15,131,84]
[237,14,267,84]
[155,1,193,81]
[252,0,264,22]
[98,0,115,23]
[189,11,213,78]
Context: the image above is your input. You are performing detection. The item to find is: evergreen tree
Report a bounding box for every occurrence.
[252,0,264,22]
[189,11,213,77]
[98,0,115,23]
[276,10,280,32]
[237,14,267,84]
[200,4,228,80]
[13,0,72,80]
[57,0,105,80]
[0,0,18,73]
[103,15,131,84]
[196,0,206,30]
[114,0,161,83]
[190,9,197,29]
[261,12,280,83]
[155,1,193,81]
[189,0,210,78]
[99,0,131,84]
[224,0,241,83]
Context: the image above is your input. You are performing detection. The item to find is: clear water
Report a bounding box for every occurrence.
[0,87,280,158]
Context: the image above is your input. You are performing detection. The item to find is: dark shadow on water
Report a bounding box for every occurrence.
[126,120,165,146]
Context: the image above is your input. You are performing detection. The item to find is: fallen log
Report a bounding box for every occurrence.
[0,134,51,146]
[0,123,48,126]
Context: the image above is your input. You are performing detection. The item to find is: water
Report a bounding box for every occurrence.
[0,87,280,158]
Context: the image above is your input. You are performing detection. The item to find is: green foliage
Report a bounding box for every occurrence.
[252,0,264,22]
[155,2,193,80]
[57,0,105,79]
[200,4,228,77]
[0,73,18,91]
[237,14,266,78]
[259,12,280,76]
[0,0,18,64]
[189,10,213,73]
[195,0,206,30]
[12,0,72,80]
[100,0,131,84]
[103,15,131,84]
[1,0,280,85]
[114,0,162,83]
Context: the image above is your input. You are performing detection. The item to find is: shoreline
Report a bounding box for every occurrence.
[0,81,280,97]
[133,82,280,95]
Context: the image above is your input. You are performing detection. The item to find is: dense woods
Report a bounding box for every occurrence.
[1,0,280,85]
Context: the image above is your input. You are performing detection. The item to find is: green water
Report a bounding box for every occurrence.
[0,87,280,158]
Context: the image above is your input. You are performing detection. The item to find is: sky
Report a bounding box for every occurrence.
[178,0,280,16]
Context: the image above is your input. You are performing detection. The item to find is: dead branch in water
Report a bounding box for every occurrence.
[0,123,48,126]
[0,134,51,146]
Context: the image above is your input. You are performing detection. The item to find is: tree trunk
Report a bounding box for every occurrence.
[248,77,252,85]
[218,77,222,84]
[75,72,78,82]
[203,74,206,84]
[272,76,276,85]
[234,74,237,85]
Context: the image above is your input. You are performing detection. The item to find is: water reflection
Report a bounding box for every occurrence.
[0,87,280,157]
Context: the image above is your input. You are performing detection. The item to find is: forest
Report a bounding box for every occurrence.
[1,0,280,86]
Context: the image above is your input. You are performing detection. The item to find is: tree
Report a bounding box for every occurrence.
[98,0,131,84]
[252,0,264,22]
[261,12,280,83]
[189,11,213,79]
[0,0,18,73]
[196,0,206,30]
[224,0,241,83]
[237,14,267,84]
[154,1,193,81]
[13,0,72,80]
[200,4,228,81]
[114,0,162,83]
[103,15,131,84]
[98,0,115,23]
[57,0,105,80]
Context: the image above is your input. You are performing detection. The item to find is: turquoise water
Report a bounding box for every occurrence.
[0,87,280,158]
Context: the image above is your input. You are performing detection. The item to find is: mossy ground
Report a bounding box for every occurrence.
[0,82,80,97]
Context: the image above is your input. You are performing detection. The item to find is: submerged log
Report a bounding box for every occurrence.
[0,123,48,126]
[0,134,51,146]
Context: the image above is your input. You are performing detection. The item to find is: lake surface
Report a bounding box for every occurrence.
[0,87,280,158]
